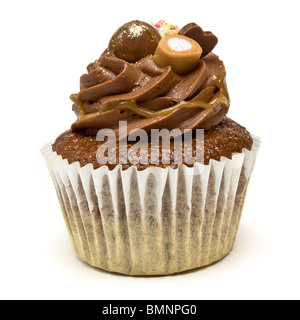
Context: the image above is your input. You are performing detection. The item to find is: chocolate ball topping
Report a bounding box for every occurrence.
[109,20,162,63]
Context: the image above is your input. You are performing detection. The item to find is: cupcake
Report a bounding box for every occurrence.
[41,20,260,275]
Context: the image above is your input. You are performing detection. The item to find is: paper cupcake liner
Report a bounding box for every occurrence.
[41,135,260,275]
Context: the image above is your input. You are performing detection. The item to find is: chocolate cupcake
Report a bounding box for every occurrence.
[41,20,260,275]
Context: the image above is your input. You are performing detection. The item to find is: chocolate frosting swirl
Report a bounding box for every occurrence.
[71,30,230,138]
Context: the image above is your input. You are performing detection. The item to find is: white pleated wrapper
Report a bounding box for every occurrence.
[41,135,260,275]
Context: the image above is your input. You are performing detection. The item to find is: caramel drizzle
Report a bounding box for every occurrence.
[79,73,229,120]
[70,93,85,115]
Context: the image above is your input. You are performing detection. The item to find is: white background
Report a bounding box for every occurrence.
[1,0,299,300]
